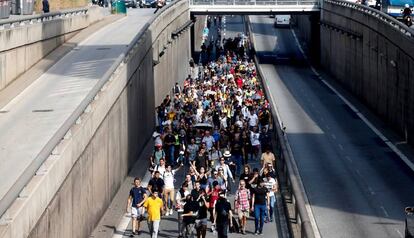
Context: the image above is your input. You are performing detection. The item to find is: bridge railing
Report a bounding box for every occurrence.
[0,7,88,29]
[324,0,414,37]
[190,0,319,6]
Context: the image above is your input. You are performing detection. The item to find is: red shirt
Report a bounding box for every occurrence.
[209,189,220,207]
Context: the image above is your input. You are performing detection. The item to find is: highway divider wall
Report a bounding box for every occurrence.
[0,7,105,91]
[246,16,316,238]
[0,1,190,238]
[320,0,414,145]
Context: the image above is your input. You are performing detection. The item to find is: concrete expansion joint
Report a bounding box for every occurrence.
[94,94,100,101]
[51,146,60,155]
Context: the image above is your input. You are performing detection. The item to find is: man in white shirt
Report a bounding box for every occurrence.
[202,130,215,151]
[262,173,278,223]
[248,109,258,129]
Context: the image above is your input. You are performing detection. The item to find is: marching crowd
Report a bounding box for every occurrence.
[126,30,279,238]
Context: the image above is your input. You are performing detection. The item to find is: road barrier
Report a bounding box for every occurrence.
[245,16,317,238]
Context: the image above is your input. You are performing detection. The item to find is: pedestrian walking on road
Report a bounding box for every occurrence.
[42,0,49,13]
[234,180,251,234]
[127,177,148,236]
[262,172,278,223]
[180,194,200,238]
[214,191,233,238]
[251,182,270,235]
[143,191,164,238]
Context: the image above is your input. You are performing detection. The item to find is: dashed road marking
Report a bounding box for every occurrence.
[345,156,352,163]
[331,134,336,140]
[290,27,414,174]
[395,228,403,238]
[380,206,389,217]
[367,187,376,195]
[338,144,344,150]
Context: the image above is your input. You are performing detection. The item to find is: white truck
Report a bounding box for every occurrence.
[274,15,291,27]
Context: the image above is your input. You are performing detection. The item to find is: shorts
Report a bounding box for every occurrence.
[131,206,145,219]
[238,209,250,219]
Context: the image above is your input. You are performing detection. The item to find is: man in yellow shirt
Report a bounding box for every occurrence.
[144,191,164,238]
[260,148,276,167]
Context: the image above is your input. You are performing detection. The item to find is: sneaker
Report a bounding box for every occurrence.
[259,232,263,235]
[170,210,174,216]
[255,232,259,236]
[270,218,273,222]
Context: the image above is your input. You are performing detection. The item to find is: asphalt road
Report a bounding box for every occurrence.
[249,15,414,238]
[0,8,154,216]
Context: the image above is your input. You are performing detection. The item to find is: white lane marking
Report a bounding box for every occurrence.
[331,134,336,140]
[338,144,344,150]
[326,125,330,130]
[355,169,362,177]
[395,228,404,238]
[290,28,414,173]
[367,187,376,195]
[112,171,152,238]
[345,156,352,163]
[380,206,389,217]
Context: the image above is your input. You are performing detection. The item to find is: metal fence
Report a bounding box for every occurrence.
[0,7,88,29]
[190,0,319,6]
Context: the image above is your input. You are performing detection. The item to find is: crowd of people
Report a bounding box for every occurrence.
[126,23,279,238]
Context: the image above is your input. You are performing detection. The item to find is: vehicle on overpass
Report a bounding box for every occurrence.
[274,15,291,27]
[139,0,156,8]
[382,0,414,19]
[125,0,138,8]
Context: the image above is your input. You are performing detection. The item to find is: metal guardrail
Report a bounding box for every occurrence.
[324,0,414,37]
[0,7,88,29]
[190,0,319,6]
[245,16,317,238]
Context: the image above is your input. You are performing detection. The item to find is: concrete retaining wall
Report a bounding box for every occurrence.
[291,13,320,61]
[0,7,105,91]
[320,1,414,145]
[0,1,190,238]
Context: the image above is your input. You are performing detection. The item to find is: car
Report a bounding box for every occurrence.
[274,15,291,27]
[125,0,138,8]
[140,0,157,7]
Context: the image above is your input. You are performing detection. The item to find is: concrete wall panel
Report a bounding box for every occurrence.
[9,2,191,238]
[319,1,414,144]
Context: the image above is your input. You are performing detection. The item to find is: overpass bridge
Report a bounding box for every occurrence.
[188,0,320,14]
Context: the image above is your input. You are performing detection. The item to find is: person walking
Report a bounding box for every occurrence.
[214,191,233,238]
[234,180,251,234]
[42,0,49,13]
[143,191,164,238]
[195,189,209,238]
[262,172,278,222]
[180,194,200,238]
[251,182,270,235]
[126,177,148,236]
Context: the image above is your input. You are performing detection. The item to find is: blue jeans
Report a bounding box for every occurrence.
[232,154,243,176]
[168,146,175,166]
[267,195,276,221]
[254,204,266,233]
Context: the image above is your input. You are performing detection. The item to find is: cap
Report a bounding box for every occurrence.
[223,151,231,157]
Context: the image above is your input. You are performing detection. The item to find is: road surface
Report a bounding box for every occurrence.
[250,15,414,238]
